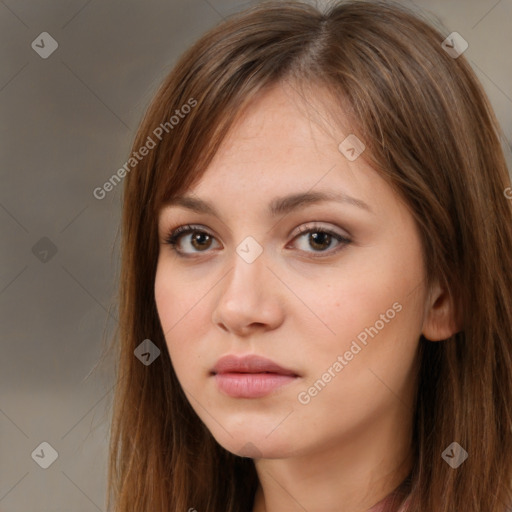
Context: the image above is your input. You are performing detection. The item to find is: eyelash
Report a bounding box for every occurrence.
[163,223,352,259]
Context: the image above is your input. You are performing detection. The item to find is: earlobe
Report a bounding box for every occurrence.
[421,281,462,342]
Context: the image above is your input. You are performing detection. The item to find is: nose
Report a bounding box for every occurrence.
[211,247,285,336]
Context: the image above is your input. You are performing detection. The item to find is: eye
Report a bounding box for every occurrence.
[288,223,352,258]
[163,223,352,258]
[163,224,220,255]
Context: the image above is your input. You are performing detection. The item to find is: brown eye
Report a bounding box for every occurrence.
[164,225,220,255]
[164,223,352,259]
[189,232,214,251]
[308,231,334,251]
[289,224,352,258]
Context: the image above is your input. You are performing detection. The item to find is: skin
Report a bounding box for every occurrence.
[154,81,458,512]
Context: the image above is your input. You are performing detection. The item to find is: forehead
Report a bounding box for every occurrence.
[184,84,364,191]
[209,83,345,160]
[156,82,403,223]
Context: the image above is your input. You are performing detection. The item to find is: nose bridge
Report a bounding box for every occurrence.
[225,237,267,298]
[235,233,266,269]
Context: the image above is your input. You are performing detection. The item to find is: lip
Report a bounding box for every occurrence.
[212,354,298,376]
[211,354,300,398]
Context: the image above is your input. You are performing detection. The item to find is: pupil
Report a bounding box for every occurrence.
[193,233,211,250]
[310,232,331,250]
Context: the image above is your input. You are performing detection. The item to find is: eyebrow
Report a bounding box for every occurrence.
[163,191,373,218]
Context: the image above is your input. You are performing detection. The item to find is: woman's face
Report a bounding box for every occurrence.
[154,82,429,460]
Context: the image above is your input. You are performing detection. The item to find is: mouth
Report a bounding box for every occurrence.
[212,372,298,398]
[211,354,300,398]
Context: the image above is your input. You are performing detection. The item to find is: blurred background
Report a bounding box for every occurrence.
[1,0,511,510]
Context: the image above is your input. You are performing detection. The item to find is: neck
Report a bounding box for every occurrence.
[251,407,413,512]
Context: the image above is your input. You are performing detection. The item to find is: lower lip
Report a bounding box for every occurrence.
[213,372,298,398]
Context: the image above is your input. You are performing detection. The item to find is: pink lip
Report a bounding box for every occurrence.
[211,354,299,398]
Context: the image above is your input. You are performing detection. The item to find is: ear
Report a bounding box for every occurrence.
[421,279,462,341]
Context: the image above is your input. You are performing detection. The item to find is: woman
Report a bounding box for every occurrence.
[105,1,512,510]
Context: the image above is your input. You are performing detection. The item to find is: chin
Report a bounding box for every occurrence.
[209,427,298,459]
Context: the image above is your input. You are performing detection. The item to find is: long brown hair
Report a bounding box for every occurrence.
[104,1,512,510]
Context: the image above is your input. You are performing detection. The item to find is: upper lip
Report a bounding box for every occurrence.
[211,354,299,376]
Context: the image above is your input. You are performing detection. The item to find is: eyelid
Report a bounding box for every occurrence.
[291,222,351,239]
[162,221,221,241]
[163,224,220,249]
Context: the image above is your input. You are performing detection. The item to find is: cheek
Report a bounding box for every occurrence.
[292,280,422,434]
[154,258,211,330]
[296,284,419,386]
[154,262,211,373]
[299,256,422,343]
[291,238,426,388]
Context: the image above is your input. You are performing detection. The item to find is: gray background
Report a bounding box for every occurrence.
[1,0,511,510]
